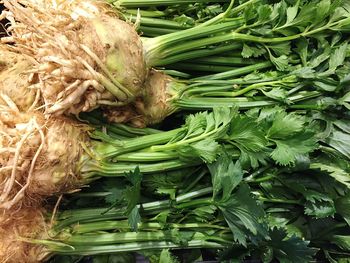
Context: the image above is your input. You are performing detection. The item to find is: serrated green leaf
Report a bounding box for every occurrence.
[208,155,243,200]
[295,38,308,66]
[270,132,317,166]
[218,184,267,246]
[257,4,273,23]
[334,120,350,134]
[243,4,258,24]
[291,67,315,78]
[173,14,195,27]
[262,88,288,101]
[269,54,289,71]
[313,78,338,91]
[104,187,124,206]
[267,42,291,56]
[190,205,217,223]
[329,42,348,72]
[124,168,143,230]
[305,198,336,218]
[128,206,141,232]
[180,138,221,163]
[268,228,316,263]
[308,42,331,68]
[315,0,331,23]
[241,44,266,58]
[184,112,207,139]
[268,112,305,139]
[159,249,179,263]
[335,194,350,225]
[229,115,268,153]
[326,130,350,159]
[271,1,287,27]
[213,107,235,129]
[310,162,350,188]
[170,229,194,246]
[228,114,269,168]
[219,246,251,262]
[140,251,162,263]
[285,2,299,25]
[125,167,142,186]
[157,188,177,200]
[331,235,350,250]
[287,2,316,29]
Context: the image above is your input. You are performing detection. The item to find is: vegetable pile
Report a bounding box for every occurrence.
[1,0,350,262]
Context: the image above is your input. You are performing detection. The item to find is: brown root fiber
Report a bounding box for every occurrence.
[103,104,147,128]
[0,45,39,111]
[0,206,48,263]
[0,105,89,210]
[2,0,147,116]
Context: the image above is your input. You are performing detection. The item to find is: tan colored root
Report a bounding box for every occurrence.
[134,69,180,125]
[0,103,89,210]
[0,118,37,205]
[2,0,147,116]
[0,45,40,111]
[103,70,180,127]
[0,206,48,263]
[103,105,147,128]
[1,120,45,209]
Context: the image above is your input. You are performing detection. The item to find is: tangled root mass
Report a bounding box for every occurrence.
[1,0,147,117]
[0,105,89,210]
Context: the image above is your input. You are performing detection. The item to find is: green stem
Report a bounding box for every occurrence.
[48,240,225,255]
[144,20,244,65]
[206,79,290,97]
[56,187,214,229]
[95,128,184,159]
[82,159,200,177]
[175,187,213,203]
[169,63,237,73]
[139,26,179,37]
[114,151,179,162]
[114,0,230,7]
[74,221,229,234]
[244,166,271,182]
[231,0,259,15]
[253,174,275,183]
[194,61,273,80]
[191,56,260,66]
[150,128,218,152]
[125,9,166,18]
[156,43,242,65]
[55,209,126,230]
[128,17,190,30]
[175,91,321,110]
[147,25,334,66]
[175,97,277,110]
[258,197,302,205]
[64,231,205,246]
[175,198,213,209]
[141,187,214,212]
[196,0,235,28]
[82,114,160,137]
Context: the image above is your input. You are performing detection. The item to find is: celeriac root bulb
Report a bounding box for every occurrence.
[104,69,184,126]
[1,0,147,116]
[0,45,40,111]
[0,206,48,263]
[0,103,89,210]
[135,69,182,125]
